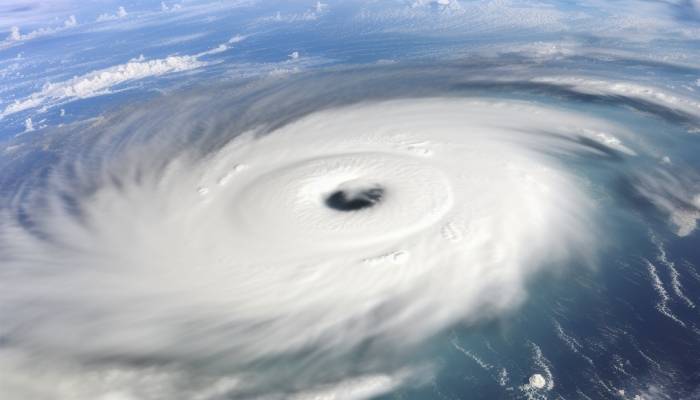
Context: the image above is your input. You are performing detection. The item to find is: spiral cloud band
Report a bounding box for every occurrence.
[1,62,699,399]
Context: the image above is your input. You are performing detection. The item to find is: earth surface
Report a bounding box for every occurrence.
[1,1,700,400]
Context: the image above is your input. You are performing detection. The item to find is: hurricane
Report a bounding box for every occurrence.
[1,1,700,400]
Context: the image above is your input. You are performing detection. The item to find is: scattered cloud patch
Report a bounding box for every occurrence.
[97,6,128,22]
[513,41,578,59]
[633,168,700,236]
[64,15,77,28]
[3,14,78,45]
[1,55,206,118]
[23,117,33,132]
[197,43,228,56]
[161,2,182,12]
[532,76,700,118]
[7,26,20,41]
[228,34,247,44]
[315,1,328,13]
[194,37,246,57]
[262,2,329,23]
[222,54,333,79]
[353,0,569,34]
[411,0,462,11]
[289,51,300,60]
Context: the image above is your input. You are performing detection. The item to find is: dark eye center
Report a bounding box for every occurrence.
[325,186,384,211]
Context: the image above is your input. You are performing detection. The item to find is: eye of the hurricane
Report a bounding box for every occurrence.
[325,185,385,212]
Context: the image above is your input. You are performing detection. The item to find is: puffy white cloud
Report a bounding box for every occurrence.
[64,15,77,28]
[1,55,207,118]
[7,26,21,41]
[97,6,128,22]
[262,1,329,23]
[160,2,182,12]
[3,13,77,45]
[315,1,328,13]
[23,117,33,132]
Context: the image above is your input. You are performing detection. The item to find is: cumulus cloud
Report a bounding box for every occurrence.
[23,117,33,132]
[64,15,77,27]
[96,6,128,22]
[7,26,20,41]
[354,0,568,33]
[160,2,182,12]
[1,55,206,118]
[315,1,328,13]
[262,2,329,23]
[3,14,78,45]
[411,0,462,11]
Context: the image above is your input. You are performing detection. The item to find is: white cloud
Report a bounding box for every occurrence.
[97,6,128,22]
[23,117,33,132]
[194,37,251,57]
[7,26,20,41]
[1,55,207,118]
[160,2,182,12]
[262,2,329,23]
[64,15,77,28]
[315,1,328,13]
[228,34,246,44]
[289,51,300,60]
[196,43,228,56]
[412,0,462,11]
[188,36,247,58]
[353,0,568,35]
[3,14,78,45]
[288,370,414,400]
[0,99,598,398]
[531,76,700,118]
